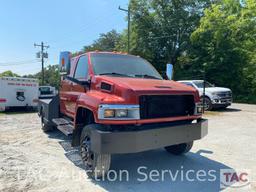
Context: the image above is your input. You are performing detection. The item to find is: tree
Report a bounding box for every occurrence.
[82,30,122,52]
[0,70,20,77]
[24,65,60,88]
[75,0,256,104]
[189,0,256,102]
[127,0,211,72]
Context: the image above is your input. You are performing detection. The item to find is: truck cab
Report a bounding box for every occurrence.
[39,51,208,178]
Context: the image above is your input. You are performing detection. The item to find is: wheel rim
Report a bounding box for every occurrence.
[204,99,211,110]
[204,102,210,110]
[201,98,210,111]
[41,115,45,127]
[81,136,94,169]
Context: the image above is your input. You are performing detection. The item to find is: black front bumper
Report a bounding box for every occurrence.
[91,119,208,154]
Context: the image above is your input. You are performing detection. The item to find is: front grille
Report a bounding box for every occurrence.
[139,95,195,119]
[217,91,232,98]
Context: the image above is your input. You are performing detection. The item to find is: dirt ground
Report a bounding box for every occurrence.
[0,103,255,192]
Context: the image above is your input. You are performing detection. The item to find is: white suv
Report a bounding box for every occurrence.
[178,80,232,110]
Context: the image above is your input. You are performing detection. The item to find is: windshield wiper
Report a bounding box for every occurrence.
[135,74,161,80]
[99,72,133,77]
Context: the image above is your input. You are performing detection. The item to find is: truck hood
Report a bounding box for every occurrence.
[97,76,198,95]
[198,87,231,93]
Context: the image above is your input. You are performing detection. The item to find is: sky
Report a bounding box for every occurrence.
[0,0,128,75]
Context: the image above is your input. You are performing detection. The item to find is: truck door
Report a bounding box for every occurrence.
[60,55,89,116]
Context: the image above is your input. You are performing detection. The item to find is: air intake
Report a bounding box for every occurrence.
[101,82,112,92]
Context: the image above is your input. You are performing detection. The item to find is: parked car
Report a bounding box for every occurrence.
[39,86,57,99]
[178,80,232,110]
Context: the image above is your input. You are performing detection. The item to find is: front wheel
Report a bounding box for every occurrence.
[165,142,193,155]
[80,124,111,179]
[201,97,213,111]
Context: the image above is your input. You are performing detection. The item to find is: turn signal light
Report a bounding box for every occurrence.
[104,109,115,118]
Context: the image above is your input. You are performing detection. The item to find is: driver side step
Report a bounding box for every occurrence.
[57,124,73,136]
[52,118,74,136]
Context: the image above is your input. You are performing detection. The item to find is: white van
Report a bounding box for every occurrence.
[0,77,39,111]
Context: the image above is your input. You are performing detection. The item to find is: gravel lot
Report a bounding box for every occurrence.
[0,103,255,192]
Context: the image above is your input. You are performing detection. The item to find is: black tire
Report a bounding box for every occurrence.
[80,124,111,179]
[202,97,213,111]
[219,106,228,110]
[41,111,53,132]
[165,142,193,155]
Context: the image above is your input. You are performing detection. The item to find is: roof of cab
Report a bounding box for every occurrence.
[72,51,132,59]
[178,80,204,83]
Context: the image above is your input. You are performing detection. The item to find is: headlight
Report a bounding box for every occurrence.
[115,109,128,118]
[195,103,203,115]
[104,109,115,118]
[98,105,140,120]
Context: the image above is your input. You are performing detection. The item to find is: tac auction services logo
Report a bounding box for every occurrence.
[220,169,250,189]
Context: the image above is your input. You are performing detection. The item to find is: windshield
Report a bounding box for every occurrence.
[91,53,162,80]
[194,81,214,88]
[39,87,53,95]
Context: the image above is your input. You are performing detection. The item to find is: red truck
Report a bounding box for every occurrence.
[38,51,208,178]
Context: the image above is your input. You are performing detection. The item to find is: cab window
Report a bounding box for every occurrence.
[74,55,89,79]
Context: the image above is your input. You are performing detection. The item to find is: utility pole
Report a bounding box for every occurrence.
[34,42,49,85]
[203,71,206,113]
[119,5,131,53]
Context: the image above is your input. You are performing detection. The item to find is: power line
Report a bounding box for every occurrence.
[0,61,40,67]
[0,59,38,65]
[119,5,131,53]
[34,42,49,85]
[149,35,175,40]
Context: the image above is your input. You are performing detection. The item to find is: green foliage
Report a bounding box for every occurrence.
[127,0,211,73]
[76,0,256,104]
[23,65,60,88]
[0,70,20,77]
[83,30,122,52]
[189,0,256,102]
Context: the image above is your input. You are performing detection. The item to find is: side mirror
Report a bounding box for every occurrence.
[59,51,71,75]
[166,64,173,80]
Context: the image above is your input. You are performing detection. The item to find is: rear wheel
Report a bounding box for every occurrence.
[80,124,111,179]
[40,111,53,132]
[165,142,193,155]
